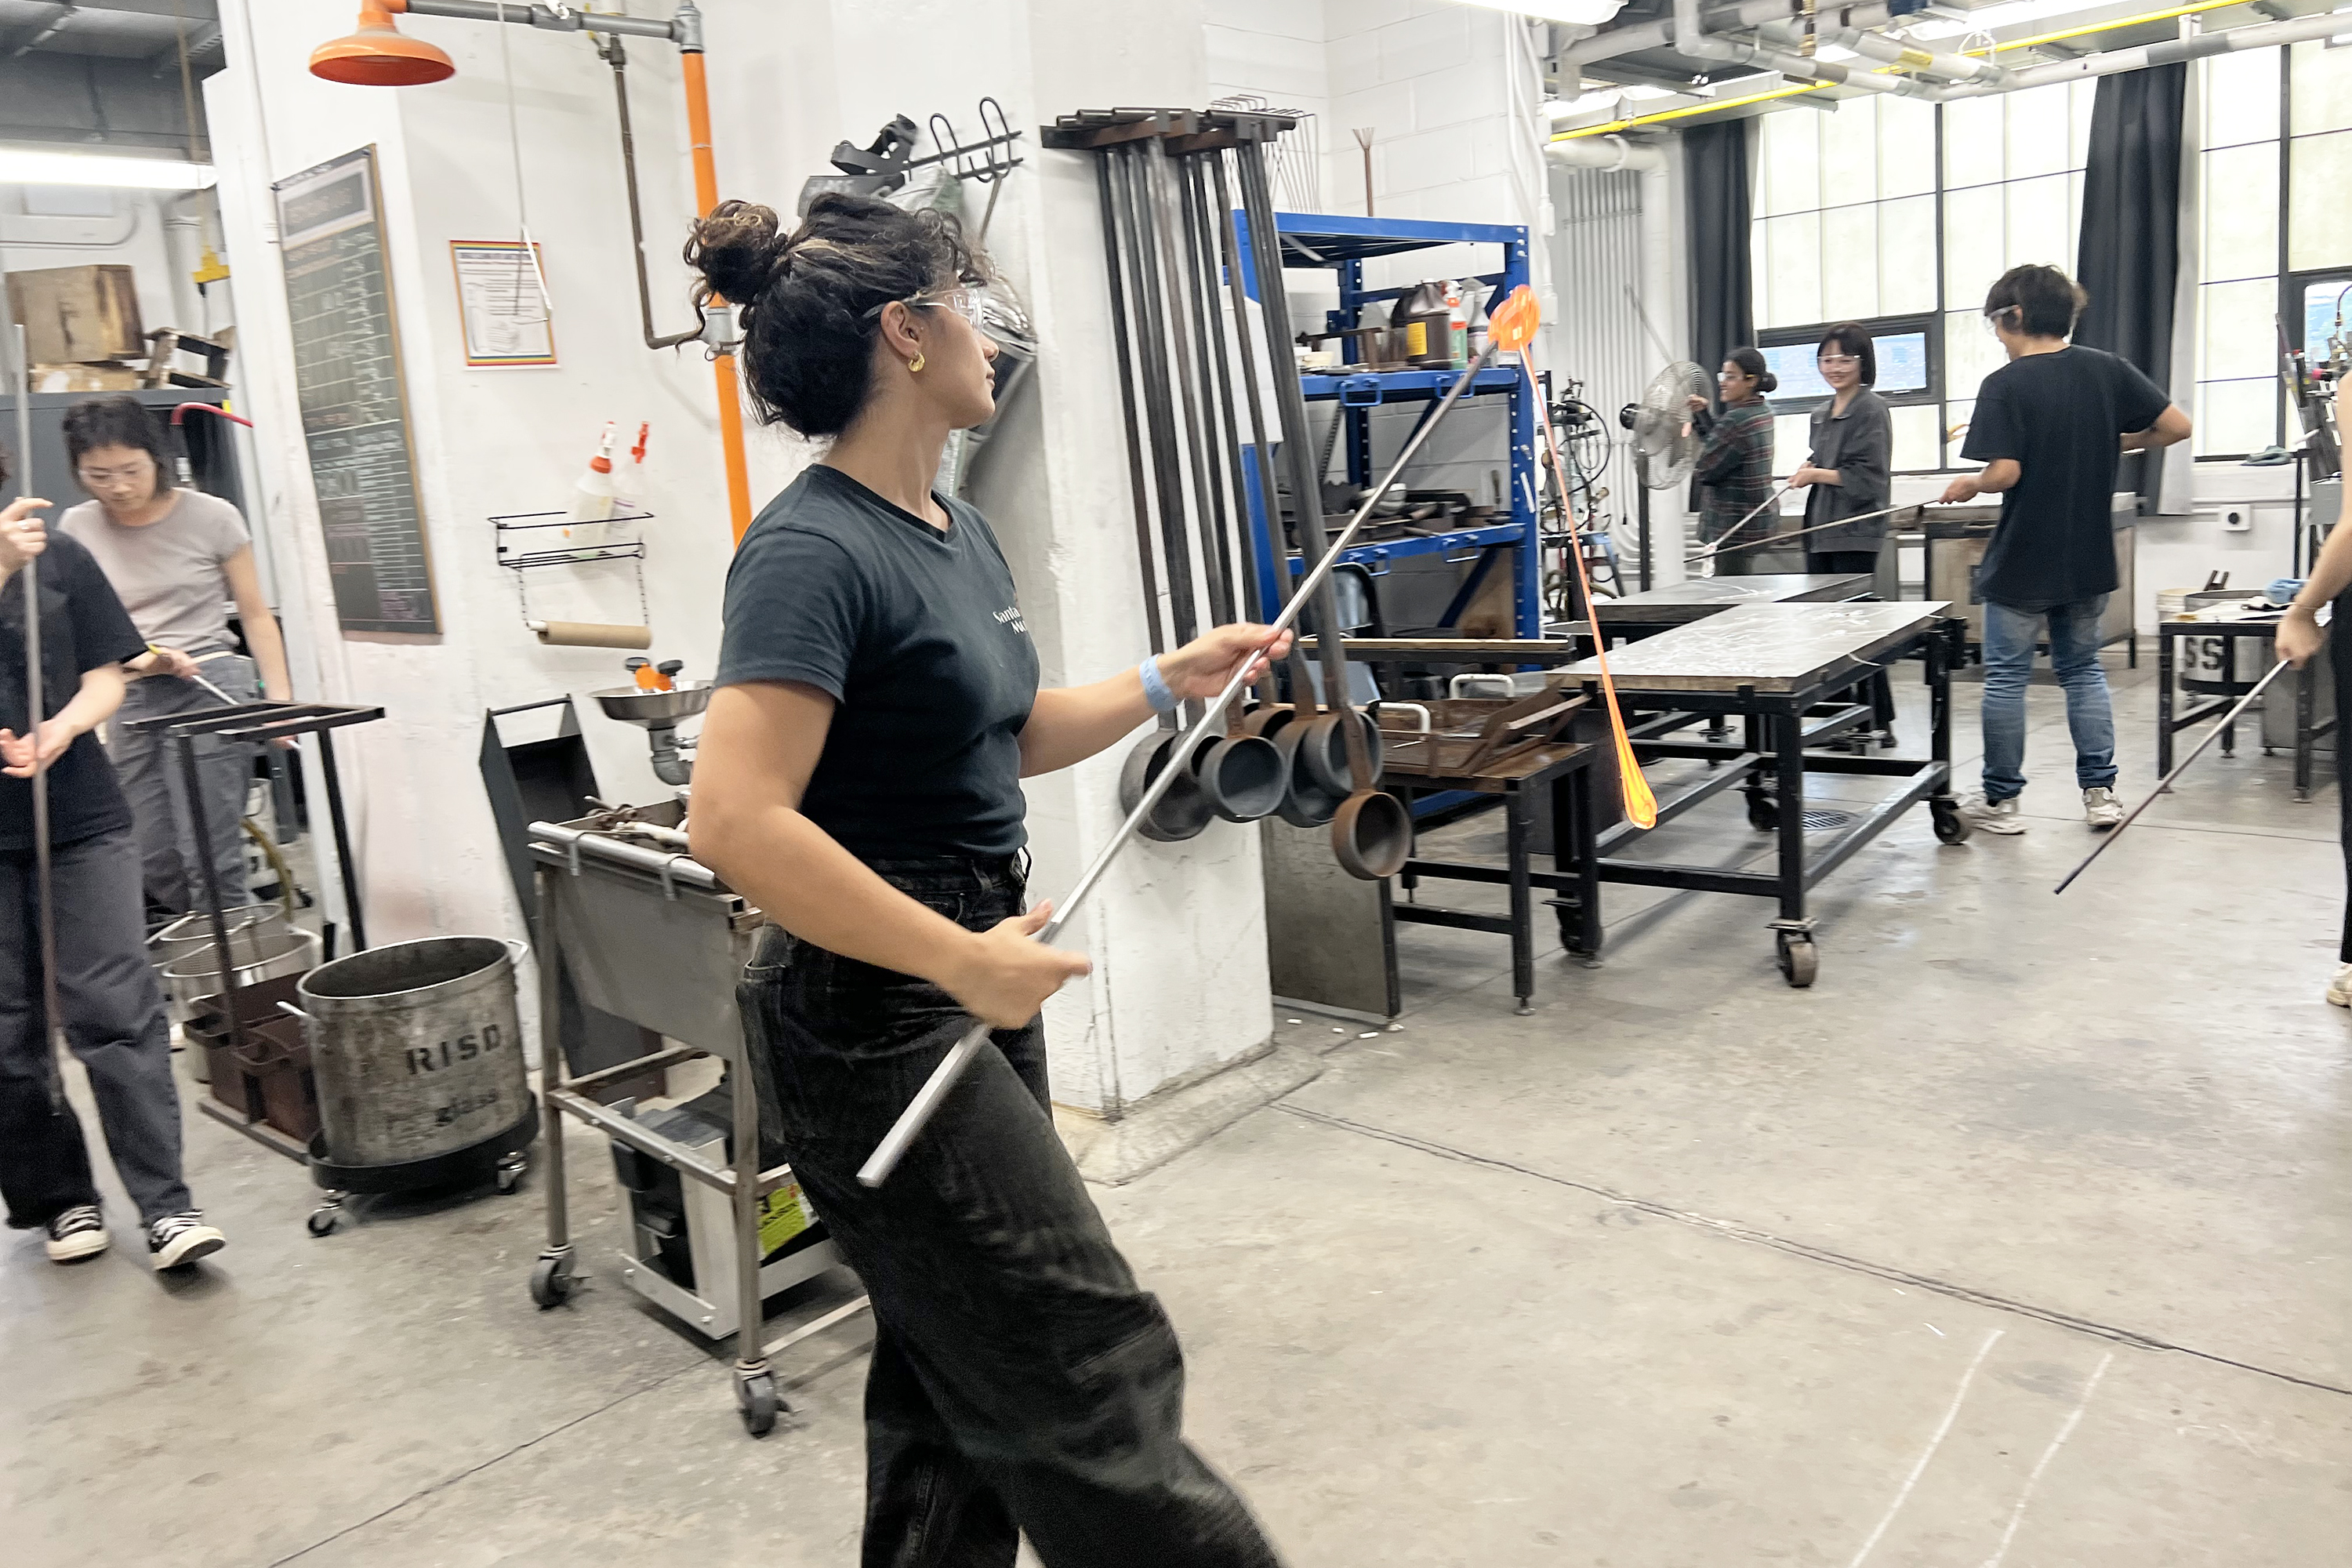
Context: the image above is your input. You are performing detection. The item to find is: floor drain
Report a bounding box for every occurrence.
[1802,808,1856,830]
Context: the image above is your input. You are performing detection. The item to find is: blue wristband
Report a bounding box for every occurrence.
[1139,655,1178,713]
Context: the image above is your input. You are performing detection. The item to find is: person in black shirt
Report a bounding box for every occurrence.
[686,195,1288,1566]
[0,458,225,1271]
[2277,368,2352,1006]
[1940,265,2190,834]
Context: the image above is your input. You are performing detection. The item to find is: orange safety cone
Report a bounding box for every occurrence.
[1487,285,1658,830]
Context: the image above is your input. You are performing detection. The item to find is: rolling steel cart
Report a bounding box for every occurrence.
[524,804,868,1436]
[1558,602,1970,987]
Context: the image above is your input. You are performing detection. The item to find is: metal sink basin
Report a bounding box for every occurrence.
[592,681,711,728]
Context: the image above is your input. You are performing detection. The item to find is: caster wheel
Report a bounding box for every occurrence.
[1747,796,1779,832]
[1776,935,1818,989]
[1930,799,1972,844]
[495,1160,524,1196]
[737,1372,781,1437]
[306,1208,339,1238]
[528,1253,575,1309]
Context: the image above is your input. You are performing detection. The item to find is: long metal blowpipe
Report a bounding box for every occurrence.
[2053,652,2297,895]
[856,341,1502,1188]
[1684,500,1927,566]
[11,325,65,1060]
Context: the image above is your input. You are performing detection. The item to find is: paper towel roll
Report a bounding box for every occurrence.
[530,620,653,650]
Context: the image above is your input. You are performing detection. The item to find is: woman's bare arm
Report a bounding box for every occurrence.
[688,680,1088,1027]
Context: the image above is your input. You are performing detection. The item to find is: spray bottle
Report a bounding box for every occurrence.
[566,421,619,547]
[1443,280,1469,371]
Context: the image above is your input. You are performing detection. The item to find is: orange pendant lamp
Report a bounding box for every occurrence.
[310,2,456,87]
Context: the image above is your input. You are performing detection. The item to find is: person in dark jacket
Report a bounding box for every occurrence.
[1788,322,1893,578]
[1688,347,1778,576]
[0,448,226,1272]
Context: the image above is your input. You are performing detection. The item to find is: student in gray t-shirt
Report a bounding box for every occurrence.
[59,397,293,923]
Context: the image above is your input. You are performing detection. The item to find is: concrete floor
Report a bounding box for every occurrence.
[6,652,2348,1567]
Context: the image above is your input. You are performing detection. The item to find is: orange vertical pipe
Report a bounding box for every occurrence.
[681,47,754,543]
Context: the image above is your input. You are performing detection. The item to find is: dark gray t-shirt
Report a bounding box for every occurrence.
[715,464,1039,861]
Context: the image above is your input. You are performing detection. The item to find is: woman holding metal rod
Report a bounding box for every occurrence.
[1686,347,1779,575]
[2277,374,2352,1007]
[684,194,1287,1567]
[1786,322,1893,579]
[58,397,292,925]
[0,453,225,1271]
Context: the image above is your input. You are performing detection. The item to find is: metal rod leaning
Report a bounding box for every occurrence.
[10,325,66,1066]
[856,340,1502,1189]
[1684,500,1927,566]
[2053,655,2294,895]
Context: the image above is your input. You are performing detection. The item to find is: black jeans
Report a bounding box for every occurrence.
[0,827,194,1228]
[2335,590,2352,963]
[740,855,1281,1568]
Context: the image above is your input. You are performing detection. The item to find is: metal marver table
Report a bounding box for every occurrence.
[1587,572,1873,631]
[1557,602,1969,987]
[2156,615,2332,800]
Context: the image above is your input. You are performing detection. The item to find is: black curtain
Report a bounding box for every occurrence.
[2075,63,2188,499]
[1685,120,1753,380]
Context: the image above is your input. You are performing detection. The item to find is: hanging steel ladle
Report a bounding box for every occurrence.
[857,340,1503,1189]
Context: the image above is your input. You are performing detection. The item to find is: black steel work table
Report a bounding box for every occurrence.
[1557,602,1969,987]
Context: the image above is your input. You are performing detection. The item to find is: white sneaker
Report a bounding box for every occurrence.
[44,1204,107,1263]
[1958,793,2026,835]
[2083,786,2125,829]
[146,1211,225,1271]
[2328,964,2352,1008]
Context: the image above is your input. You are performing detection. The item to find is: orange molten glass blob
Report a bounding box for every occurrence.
[310,2,455,87]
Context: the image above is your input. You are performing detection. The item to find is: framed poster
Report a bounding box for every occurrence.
[451,240,557,367]
[274,146,440,637]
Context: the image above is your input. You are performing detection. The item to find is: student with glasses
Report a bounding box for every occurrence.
[1940,264,2190,835]
[682,194,1287,1566]
[0,445,227,1272]
[58,398,292,924]
[1785,323,1893,580]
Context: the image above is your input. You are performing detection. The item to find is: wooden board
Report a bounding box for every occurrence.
[274,147,440,637]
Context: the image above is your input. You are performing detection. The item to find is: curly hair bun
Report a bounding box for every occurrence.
[685,199,787,305]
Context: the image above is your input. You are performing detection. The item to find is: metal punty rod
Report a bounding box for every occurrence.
[857,335,1505,1189]
[11,326,67,1063]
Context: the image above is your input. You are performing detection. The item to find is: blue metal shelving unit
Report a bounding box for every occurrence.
[1232,211,1538,639]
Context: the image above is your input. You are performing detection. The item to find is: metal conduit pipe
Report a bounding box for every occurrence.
[1546,135,1673,343]
[1755,18,2007,83]
[1559,0,1896,68]
[1928,5,2352,98]
[401,0,684,42]
[1674,0,1932,100]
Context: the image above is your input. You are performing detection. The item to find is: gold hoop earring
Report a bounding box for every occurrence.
[909,352,925,374]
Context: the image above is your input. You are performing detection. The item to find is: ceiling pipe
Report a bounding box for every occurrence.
[1546,135,1674,370]
[1675,0,1934,99]
[401,0,684,43]
[1929,2,2352,97]
[1756,17,2007,83]
[1560,0,1897,69]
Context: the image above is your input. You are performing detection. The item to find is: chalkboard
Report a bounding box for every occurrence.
[275,147,440,637]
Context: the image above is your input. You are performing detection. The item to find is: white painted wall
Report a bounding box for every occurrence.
[206,0,1271,1116]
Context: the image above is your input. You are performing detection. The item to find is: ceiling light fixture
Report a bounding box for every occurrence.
[0,148,216,191]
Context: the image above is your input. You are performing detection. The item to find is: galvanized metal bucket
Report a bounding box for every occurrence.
[298,936,529,1169]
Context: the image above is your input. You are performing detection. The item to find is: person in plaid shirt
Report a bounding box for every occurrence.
[1688,347,1778,575]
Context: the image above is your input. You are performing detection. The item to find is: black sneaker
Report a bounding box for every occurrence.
[45,1204,107,1263]
[147,1211,226,1270]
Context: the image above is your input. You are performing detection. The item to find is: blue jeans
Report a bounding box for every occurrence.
[1980,596,2118,801]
